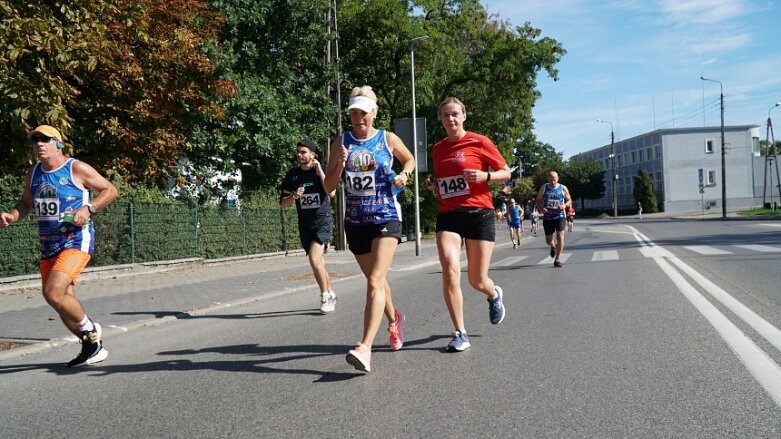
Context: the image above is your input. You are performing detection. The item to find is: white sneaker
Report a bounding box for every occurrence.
[320,291,336,314]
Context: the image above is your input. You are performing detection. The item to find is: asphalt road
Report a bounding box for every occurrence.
[1,217,780,438]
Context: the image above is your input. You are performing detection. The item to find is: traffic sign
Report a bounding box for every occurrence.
[698,168,704,183]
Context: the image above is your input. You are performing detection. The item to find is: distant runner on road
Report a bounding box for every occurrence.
[280,138,337,314]
[0,125,118,367]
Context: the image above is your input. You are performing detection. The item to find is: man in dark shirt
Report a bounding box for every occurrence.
[280,139,337,313]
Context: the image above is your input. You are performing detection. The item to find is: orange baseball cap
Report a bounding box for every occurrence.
[27,125,63,142]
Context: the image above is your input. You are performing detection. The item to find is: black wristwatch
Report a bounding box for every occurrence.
[85,202,97,214]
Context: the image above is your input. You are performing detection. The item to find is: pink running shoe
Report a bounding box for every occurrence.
[346,343,371,372]
[388,309,404,351]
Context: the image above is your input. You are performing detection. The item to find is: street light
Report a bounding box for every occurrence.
[409,35,428,256]
[700,75,727,219]
[597,119,618,218]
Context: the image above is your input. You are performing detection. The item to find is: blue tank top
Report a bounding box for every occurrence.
[508,206,521,222]
[30,158,95,258]
[342,129,402,225]
[541,184,566,220]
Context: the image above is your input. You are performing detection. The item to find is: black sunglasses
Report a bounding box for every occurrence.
[30,135,53,143]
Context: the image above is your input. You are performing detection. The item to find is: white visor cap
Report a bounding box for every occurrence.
[347,96,377,113]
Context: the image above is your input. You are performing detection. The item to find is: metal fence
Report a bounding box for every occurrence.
[0,200,303,278]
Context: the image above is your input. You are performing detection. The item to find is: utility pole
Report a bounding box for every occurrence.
[611,129,617,218]
[597,119,617,217]
[700,76,726,219]
[764,103,781,210]
[326,0,346,250]
[719,88,726,219]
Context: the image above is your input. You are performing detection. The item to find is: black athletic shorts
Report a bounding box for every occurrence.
[345,221,402,255]
[542,217,567,235]
[436,208,496,242]
[299,216,333,255]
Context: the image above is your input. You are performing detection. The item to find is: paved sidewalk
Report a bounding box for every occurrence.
[0,239,441,359]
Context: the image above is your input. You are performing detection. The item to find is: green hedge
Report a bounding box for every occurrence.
[0,200,305,278]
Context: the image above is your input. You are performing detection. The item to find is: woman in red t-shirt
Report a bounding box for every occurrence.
[426,97,511,352]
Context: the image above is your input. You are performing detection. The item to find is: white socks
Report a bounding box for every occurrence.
[77,315,94,332]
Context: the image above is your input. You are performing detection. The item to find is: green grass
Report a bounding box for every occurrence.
[738,207,781,217]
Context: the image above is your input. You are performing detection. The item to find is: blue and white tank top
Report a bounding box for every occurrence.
[541,183,566,220]
[342,129,402,225]
[30,158,95,258]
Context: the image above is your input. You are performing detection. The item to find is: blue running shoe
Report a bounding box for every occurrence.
[488,285,506,325]
[447,331,470,352]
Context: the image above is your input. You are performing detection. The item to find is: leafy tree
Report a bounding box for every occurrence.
[759,139,780,156]
[562,157,605,210]
[633,169,657,213]
[424,2,564,160]
[0,0,116,175]
[203,0,338,191]
[338,0,564,162]
[0,0,233,186]
[71,0,234,184]
[524,141,563,188]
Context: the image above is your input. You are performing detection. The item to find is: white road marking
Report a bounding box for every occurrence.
[492,256,528,267]
[107,325,128,332]
[537,253,571,264]
[683,245,732,255]
[396,260,442,272]
[734,244,781,253]
[628,225,781,407]
[591,250,619,261]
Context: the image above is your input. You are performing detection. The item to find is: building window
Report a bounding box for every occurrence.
[632,151,637,164]
[752,136,760,155]
[647,147,653,161]
[655,172,663,190]
[655,145,662,159]
[639,150,645,162]
[618,155,623,167]
[706,169,716,186]
[705,139,715,154]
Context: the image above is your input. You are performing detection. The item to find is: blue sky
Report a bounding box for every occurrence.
[480,0,781,158]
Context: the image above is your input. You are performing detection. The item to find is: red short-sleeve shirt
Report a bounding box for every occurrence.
[432,131,507,213]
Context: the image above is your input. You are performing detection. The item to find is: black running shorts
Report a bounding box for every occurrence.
[345,221,402,255]
[436,208,496,242]
[542,217,567,235]
[299,216,333,255]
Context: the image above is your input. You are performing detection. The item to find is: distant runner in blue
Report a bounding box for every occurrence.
[535,170,572,268]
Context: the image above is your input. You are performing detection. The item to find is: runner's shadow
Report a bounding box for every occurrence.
[112,309,324,320]
[0,337,457,380]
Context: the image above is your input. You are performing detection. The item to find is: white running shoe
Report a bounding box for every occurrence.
[320,291,337,314]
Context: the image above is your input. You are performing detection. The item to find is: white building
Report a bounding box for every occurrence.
[575,125,761,212]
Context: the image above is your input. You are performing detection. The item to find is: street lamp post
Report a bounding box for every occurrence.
[597,119,618,217]
[700,76,727,219]
[409,35,428,256]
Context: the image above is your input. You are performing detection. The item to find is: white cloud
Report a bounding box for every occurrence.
[660,0,748,25]
[688,33,753,54]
